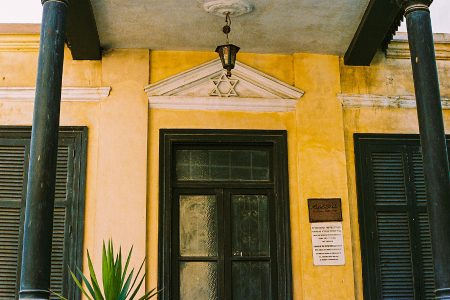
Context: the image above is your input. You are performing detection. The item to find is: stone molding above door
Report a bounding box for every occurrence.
[144,59,304,112]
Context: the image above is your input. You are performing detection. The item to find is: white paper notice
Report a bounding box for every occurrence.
[311,222,345,266]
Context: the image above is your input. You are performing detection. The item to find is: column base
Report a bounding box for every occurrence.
[436,288,450,300]
[18,289,50,299]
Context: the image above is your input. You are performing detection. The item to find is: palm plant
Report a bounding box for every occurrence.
[53,240,159,300]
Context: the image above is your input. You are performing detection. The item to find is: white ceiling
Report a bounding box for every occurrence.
[90,0,371,55]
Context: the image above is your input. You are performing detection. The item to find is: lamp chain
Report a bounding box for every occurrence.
[223,12,231,44]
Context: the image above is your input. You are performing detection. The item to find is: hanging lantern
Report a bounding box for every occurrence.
[216,12,239,77]
[216,44,240,78]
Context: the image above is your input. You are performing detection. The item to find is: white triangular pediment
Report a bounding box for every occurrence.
[144,59,304,112]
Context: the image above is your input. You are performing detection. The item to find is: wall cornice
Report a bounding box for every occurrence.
[148,96,298,112]
[338,93,450,109]
[0,87,111,102]
[386,32,450,60]
[0,34,40,52]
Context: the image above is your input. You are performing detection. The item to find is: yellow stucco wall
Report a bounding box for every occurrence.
[0,35,149,285]
[340,50,450,300]
[294,54,355,300]
[147,49,450,299]
[3,30,450,300]
[147,50,300,296]
[147,51,356,299]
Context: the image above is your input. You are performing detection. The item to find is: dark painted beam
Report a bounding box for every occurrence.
[66,0,101,60]
[344,0,402,66]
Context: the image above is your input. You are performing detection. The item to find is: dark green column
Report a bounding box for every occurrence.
[19,0,69,299]
[396,1,450,299]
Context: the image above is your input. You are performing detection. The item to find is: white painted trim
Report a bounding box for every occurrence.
[145,59,304,99]
[393,32,450,44]
[387,33,450,60]
[0,87,111,102]
[233,61,304,99]
[0,34,40,51]
[338,93,450,109]
[145,59,303,113]
[149,96,298,112]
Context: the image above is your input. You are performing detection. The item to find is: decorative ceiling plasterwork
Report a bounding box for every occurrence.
[144,59,304,112]
[200,0,254,17]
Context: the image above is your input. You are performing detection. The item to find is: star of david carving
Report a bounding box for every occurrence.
[209,73,239,97]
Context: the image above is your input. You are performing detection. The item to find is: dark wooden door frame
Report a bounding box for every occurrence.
[158,129,292,300]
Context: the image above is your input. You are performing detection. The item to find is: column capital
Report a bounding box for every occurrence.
[41,0,69,5]
[394,0,432,13]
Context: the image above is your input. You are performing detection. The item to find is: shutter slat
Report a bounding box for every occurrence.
[49,207,67,299]
[0,145,24,298]
[412,152,427,206]
[377,212,414,299]
[418,213,436,299]
[372,152,407,205]
[55,146,69,202]
[0,145,25,201]
[50,146,69,299]
[0,207,21,299]
[50,147,69,299]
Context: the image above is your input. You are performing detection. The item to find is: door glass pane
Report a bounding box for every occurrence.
[180,262,218,300]
[180,195,218,257]
[176,149,269,181]
[232,195,269,257]
[232,262,270,300]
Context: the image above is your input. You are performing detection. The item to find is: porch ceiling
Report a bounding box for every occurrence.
[89,0,371,55]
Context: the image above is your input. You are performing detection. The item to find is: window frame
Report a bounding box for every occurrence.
[0,126,87,300]
[158,129,292,300]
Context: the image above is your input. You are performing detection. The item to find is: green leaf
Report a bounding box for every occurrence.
[122,246,133,286]
[68,239,159,300]
[126,258,145,298]
[76,267,97,300]
[70,270,94,300]
[49,289,69,300]
[137,287,162,300]
[87,250,105,300]
[128,272,146,300]
[103,240,114,300]
[118,270,134,300]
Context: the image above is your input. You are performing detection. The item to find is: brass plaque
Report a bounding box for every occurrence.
[308,198,342,223]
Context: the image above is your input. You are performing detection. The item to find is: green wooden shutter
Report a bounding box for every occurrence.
[370,150,415,298]
[0,128,87,300]
[355,135,438,300]
[0,143,27,299]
